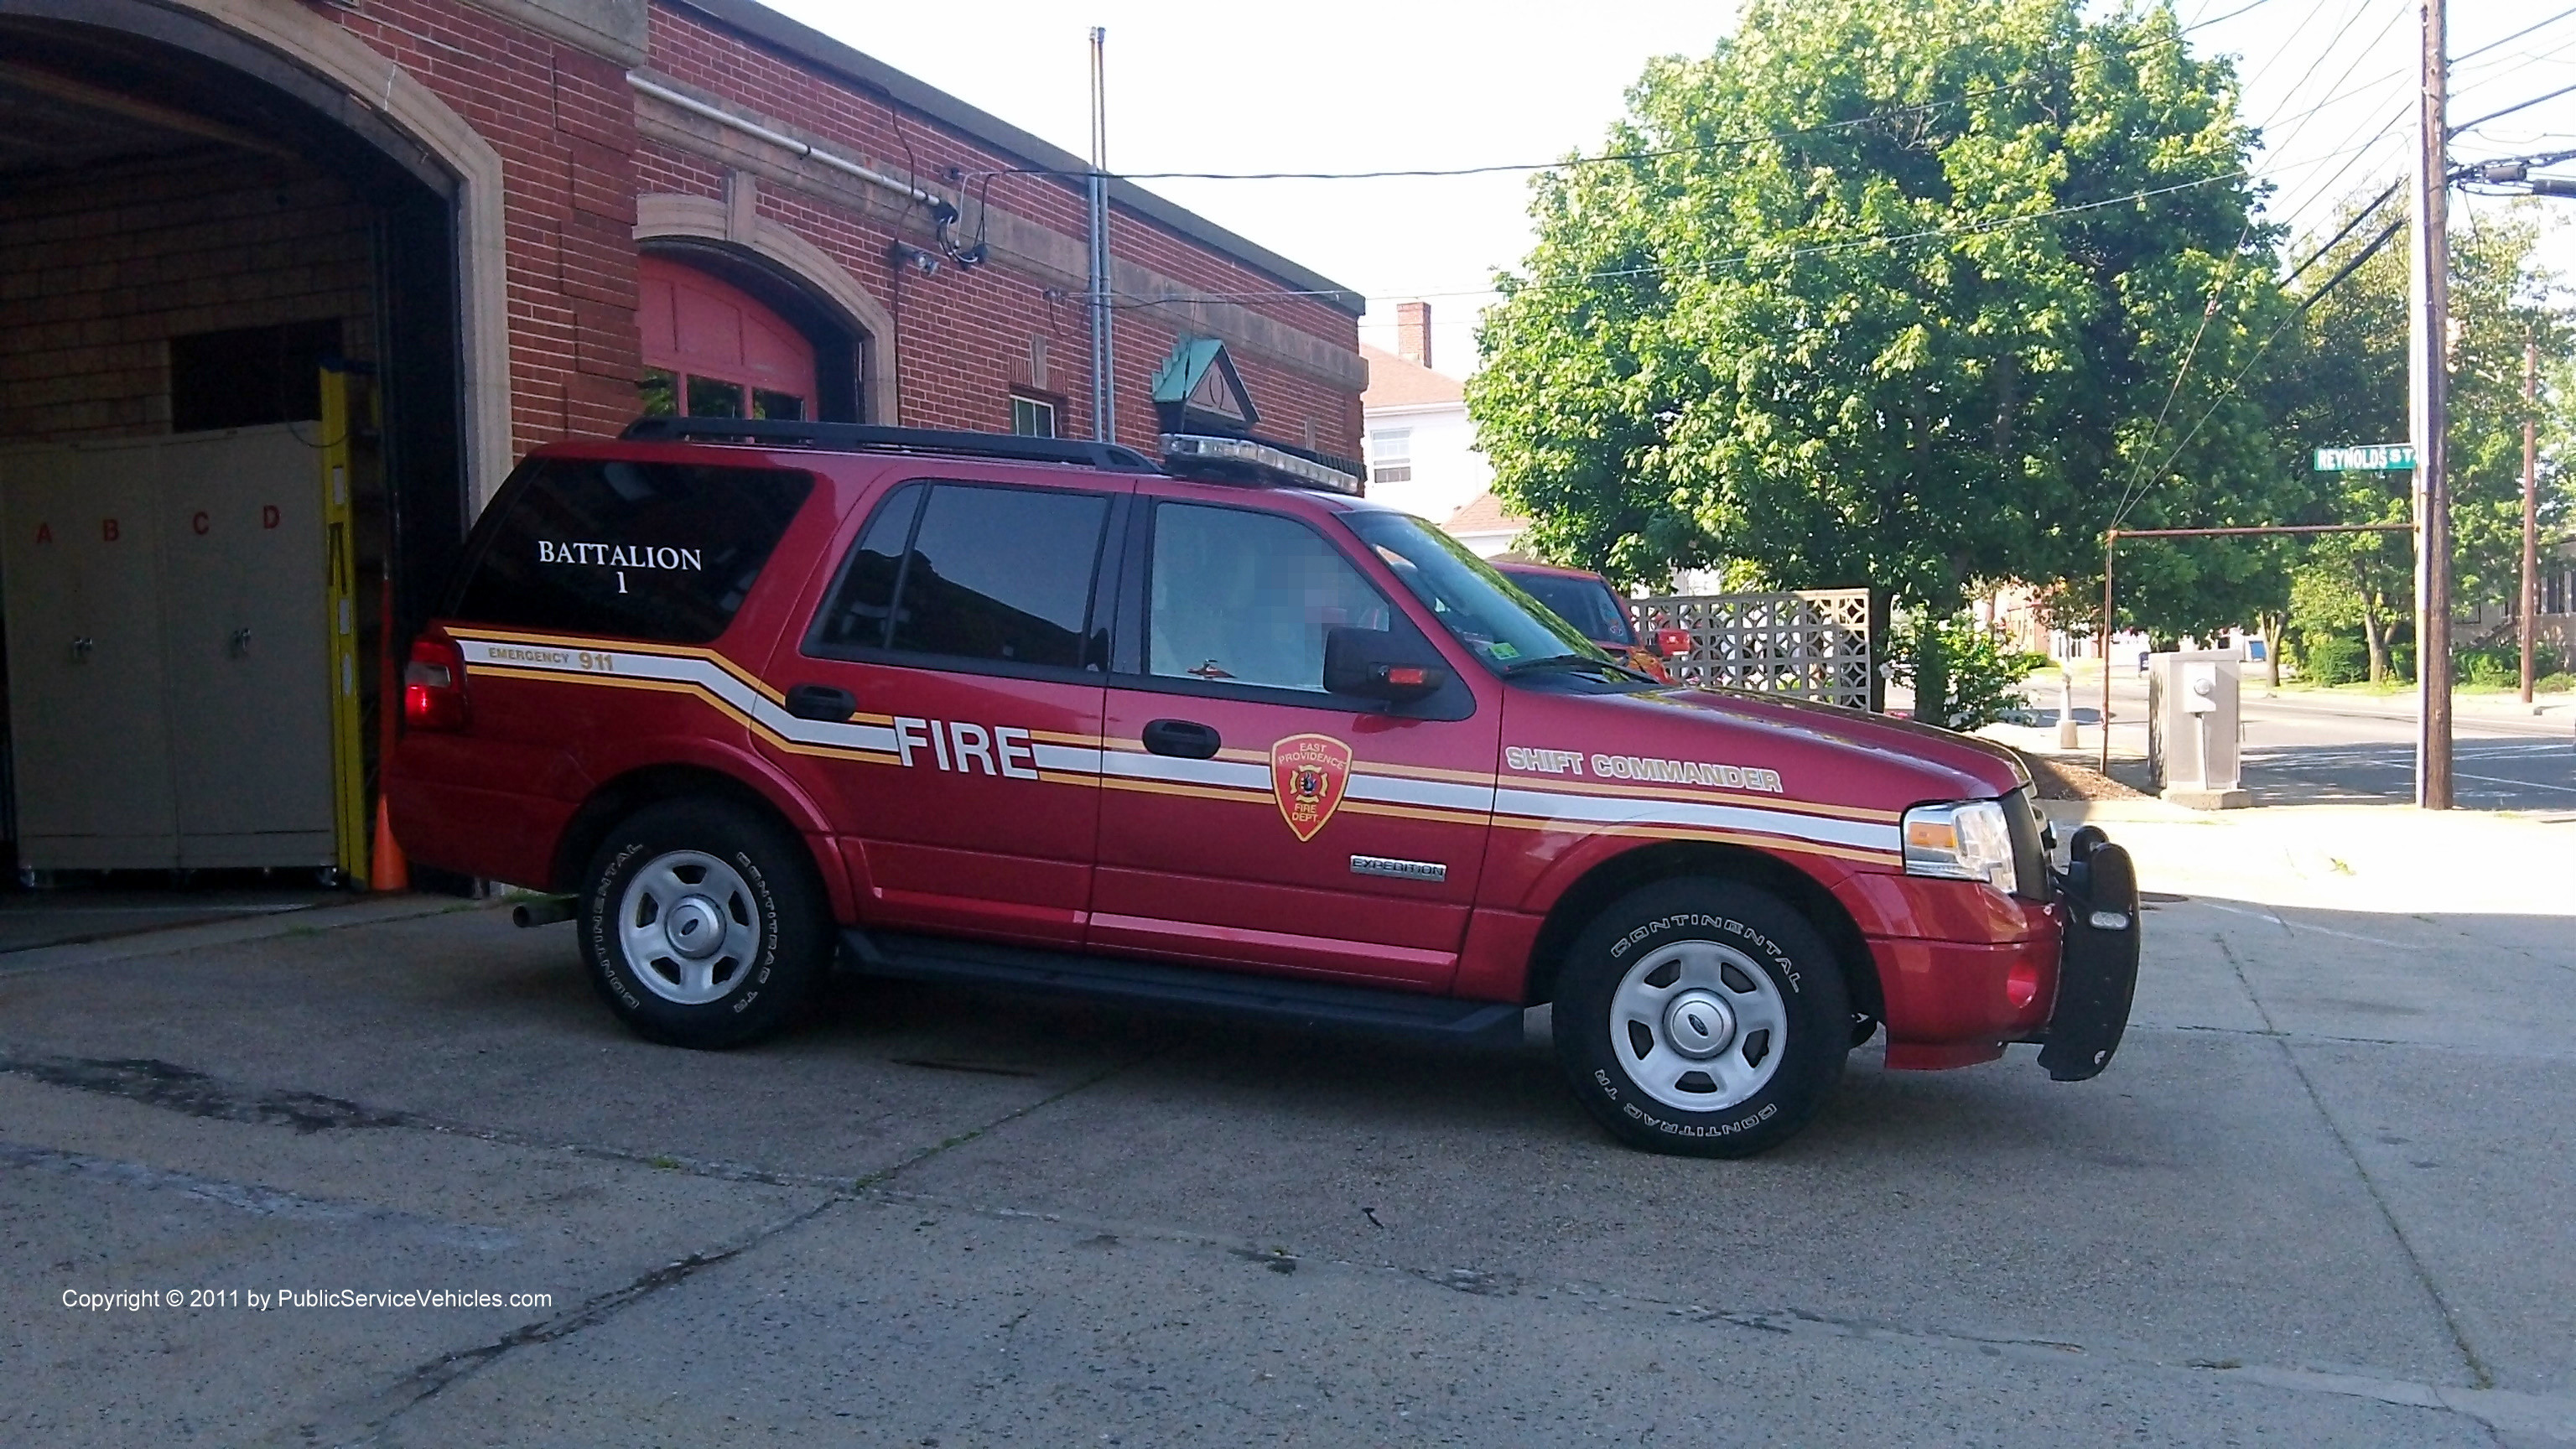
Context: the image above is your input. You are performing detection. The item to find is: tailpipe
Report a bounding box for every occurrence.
[511,895,577,928]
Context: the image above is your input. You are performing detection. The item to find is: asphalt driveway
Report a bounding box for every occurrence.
[2,819,2571,1446]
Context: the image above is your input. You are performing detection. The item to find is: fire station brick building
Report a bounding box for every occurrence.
[0,0,1365,879]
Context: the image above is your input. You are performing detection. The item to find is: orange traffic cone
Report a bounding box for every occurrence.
[370,795,409,892]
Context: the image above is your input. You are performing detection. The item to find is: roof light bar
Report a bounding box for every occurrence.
[1158,434,1363,495]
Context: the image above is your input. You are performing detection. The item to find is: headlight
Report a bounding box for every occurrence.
[1903,799,2015,889]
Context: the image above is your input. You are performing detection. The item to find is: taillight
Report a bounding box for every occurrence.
[404,636,469,732]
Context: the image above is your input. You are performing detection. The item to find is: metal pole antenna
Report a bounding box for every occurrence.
[1087,25,1116,443]
[2521,331,2541,704]
[2408,0,2454,808]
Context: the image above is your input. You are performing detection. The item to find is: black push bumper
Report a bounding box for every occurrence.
[2036,829,2142,1083]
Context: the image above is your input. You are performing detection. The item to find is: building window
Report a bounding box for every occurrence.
[1369,428,1412,486]
[1010,394,1057,438]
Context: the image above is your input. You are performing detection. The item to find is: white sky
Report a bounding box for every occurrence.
[764,0,2573,376]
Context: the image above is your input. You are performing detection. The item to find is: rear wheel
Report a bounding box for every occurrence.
[1552,878,1848,1157]
[579,797,830,1048]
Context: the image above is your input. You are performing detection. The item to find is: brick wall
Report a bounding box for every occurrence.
[0,152,375,443]
[637,3,1363,457]
[325,0,645,456]
[0,0,1359,463]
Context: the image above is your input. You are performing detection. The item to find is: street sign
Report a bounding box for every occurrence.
[2313,444,2415,472]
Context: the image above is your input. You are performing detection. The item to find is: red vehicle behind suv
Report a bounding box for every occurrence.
[1490,560,1673,683]
[389,419,2138,1156]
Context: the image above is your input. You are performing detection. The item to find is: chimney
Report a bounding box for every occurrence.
[1395,301,1431,370]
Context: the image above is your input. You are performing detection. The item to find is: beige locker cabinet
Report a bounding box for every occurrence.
[0,427,336,873]
[0,441,179,866]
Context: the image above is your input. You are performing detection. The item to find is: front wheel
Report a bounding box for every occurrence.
[579,797,831,1049]
[1552,879,1849,1157]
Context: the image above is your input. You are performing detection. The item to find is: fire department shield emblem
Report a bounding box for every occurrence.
[1269,733,1353,842]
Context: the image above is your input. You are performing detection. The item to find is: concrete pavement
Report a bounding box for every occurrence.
[0,810,2570,1445]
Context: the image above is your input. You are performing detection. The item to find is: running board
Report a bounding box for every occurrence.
[844,931,1525,1048]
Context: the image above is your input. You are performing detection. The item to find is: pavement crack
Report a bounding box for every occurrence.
[274,1194,851,1447]
[2215,937,2498,1392]
[849,1049,1160,1193]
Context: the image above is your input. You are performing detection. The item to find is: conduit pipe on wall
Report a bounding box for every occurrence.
[627,75,958,225]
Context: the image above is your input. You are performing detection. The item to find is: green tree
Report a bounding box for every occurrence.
[2273,195,2573,682]
[1469,0,2300,640]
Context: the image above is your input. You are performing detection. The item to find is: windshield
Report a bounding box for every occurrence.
[1504,570,1637,646]
[1341,511,1607,673]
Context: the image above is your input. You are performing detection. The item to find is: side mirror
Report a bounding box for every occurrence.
[1654,627,1693,661]
[1323,626,1450,703]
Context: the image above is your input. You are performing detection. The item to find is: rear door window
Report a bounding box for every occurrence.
[450,457,812,643]
[806,481,1114,673]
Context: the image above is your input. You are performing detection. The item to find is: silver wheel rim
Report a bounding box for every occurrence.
[615,849,761,1005]
[1608,939,1789,1111]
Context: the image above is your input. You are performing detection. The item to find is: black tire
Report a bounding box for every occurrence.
[578,797,831,1049]
[1552,878,1849,1157]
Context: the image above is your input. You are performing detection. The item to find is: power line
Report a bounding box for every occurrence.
[2451,79,2576,137]
[2281,177,2401,284]
[2450,6,2576,66]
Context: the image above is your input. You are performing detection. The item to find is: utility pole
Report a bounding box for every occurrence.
[2523,331,2542,704]
[2408,0,2453,808]
[1087,25,1116,444]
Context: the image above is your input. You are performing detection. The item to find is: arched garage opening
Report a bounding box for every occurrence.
[0,3,476,922]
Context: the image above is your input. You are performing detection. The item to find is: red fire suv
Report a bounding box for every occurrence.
[388,418,2138,1156]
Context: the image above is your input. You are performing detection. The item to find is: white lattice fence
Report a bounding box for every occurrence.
[1628,589,1873,707]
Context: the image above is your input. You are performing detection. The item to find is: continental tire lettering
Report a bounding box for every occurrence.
[725,848,779,1015]
[593,840,647,1011]
[1606,911,1800,992]
[1618,1100,1779,1137]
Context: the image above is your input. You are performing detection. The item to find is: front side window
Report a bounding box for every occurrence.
[451,459,813,644]
[809,482,1111,672]
[1146,503,1392,693]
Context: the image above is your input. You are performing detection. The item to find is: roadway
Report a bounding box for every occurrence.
[2074,673,2576,810]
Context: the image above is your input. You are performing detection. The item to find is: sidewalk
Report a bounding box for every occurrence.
[2034,798,2576,916]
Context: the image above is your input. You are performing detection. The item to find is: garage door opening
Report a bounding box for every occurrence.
[637,247,870,425]
[0,10,468,922]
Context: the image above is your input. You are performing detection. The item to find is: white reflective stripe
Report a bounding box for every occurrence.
[1493,786,1900,854]
[1344,772,1493,812]
[463,641,901,756]
[1099,750,1269,792]
[1030,741,1104,774]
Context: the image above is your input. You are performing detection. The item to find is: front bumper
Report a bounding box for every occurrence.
[2035,833,2142,1082]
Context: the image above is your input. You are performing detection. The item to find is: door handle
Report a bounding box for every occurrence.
[1141,718,1221,760]
[784,683,858,721]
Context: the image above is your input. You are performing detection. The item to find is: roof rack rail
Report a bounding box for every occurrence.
[619,415,1161,472]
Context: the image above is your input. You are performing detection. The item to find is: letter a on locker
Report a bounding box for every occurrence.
[1269,733,1353,842]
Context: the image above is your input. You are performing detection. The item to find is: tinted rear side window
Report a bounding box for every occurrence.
[808,481,1111,672]
[451,458,813,644]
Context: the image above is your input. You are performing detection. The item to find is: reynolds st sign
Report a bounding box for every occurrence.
[2313,444,2415,472]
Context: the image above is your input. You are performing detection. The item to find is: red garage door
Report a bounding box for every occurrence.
[636,257,817,422]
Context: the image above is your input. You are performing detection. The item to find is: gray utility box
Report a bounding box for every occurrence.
[0,427,335,871]
[2146,650,2249,810]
